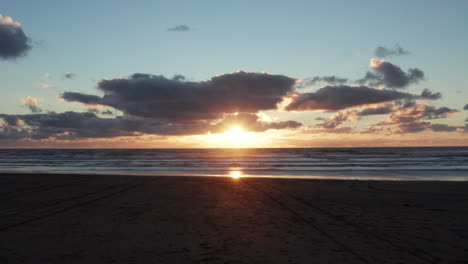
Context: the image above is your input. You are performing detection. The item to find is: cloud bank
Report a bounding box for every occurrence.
[0,111,302,140]
[0,52,462,143]
[62,71,296,120]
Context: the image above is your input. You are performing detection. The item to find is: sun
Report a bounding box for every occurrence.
[216,125,254,147]
[229,170,243,179]
[225,126,249,140]
[201,124,268,148]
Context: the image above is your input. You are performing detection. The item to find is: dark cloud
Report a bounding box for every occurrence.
[0,111,302,140]
[0,114,20,126]
[0,112,204,140]
[298,76,348,87]
[374,44,410,58]
[394,99,417,109]
[430,124,458,132]
[0,15,31,59]
[421,106,458,120]
[167,25,191,32]
[0,126,30,140]
[64,72,75,79]
[62,71,296,120]
[62,92,102,105]
[284,85,414,111]
[420,88,442,100]
[464,104,468,110]
[357,59,424,89]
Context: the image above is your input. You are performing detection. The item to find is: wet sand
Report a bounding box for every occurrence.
[1,173,467,263]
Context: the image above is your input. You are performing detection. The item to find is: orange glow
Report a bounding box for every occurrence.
[225,126,249,140]
[229,170,243,179]
[202,125,263,148]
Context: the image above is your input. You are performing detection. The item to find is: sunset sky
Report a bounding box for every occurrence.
[1,0,467,148]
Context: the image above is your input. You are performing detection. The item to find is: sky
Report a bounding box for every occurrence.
[1,0,467,148]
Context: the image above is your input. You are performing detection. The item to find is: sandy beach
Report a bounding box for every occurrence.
[1,173,467,263]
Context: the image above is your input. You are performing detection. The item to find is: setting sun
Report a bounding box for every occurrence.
[229,170,243,179]
[225,126,249,140]
[199,125,265,148]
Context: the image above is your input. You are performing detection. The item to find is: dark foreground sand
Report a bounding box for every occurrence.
[1,174,467,263]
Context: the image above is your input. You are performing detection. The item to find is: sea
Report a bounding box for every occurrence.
[0,147,467,181]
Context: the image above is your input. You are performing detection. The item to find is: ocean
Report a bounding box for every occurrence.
[0,147,467,181]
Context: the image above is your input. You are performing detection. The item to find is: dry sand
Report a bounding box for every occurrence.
[0,173,467,263]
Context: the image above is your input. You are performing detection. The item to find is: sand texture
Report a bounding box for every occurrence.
[1,173,468,263]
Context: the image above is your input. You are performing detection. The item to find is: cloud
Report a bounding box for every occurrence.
[315,110,356,129]
[0,111,302,140]
[377,104,458,125]
[62,92,102,105]
[0,14,31,59]
[359,126,388,134]
[430,124,458,132]
[62,71,296,120]
[374,44,410,58]
[21,96,41,113]
[393,122,463,134]
[394,99,417,109]
[297,75,348,87]
[394,121,431,133]
[464,104,468,110]
[0,114,20,126]
[420,88,442,100]
[357,59,424,88]
[357,104,394,116]
[44,72,52,79]
[375,104,460,134]
[167,25,191,32]
[284,85,414,111]
[37,83,54,89]
[0,112,200,140]
[0,126,30,140]
[303,126,355,134]
[64,72,75,79]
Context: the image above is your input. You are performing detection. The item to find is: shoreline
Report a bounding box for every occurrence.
[1,173,467,263]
